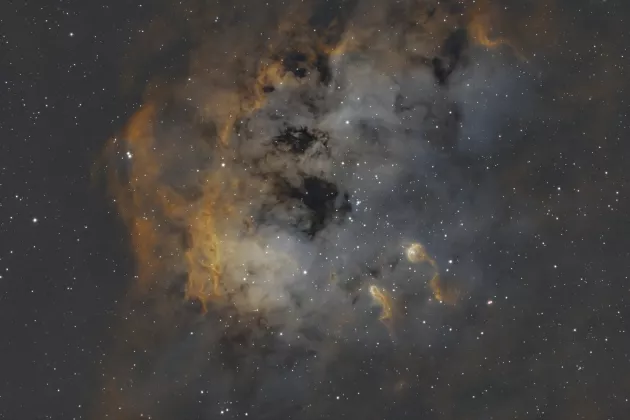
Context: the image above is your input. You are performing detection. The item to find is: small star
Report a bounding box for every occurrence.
[69,32,74,37]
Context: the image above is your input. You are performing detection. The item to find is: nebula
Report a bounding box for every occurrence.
[94,0,536,418]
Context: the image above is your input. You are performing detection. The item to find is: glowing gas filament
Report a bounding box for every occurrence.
[405,242,455,304]
[369,285,393,321]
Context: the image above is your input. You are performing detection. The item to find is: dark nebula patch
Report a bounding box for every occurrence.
[277,50,333,85]
[315,53,333,85]
[273,126,325,153]
[282,51,309,79]
[432,57,450,85]
[166,272,189,300]
[199,120,219,144]
[273,175,348,238]
[433,28,469,85]
[443,28,469,65]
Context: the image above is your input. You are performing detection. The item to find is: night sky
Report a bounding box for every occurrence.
[2,1,630,419]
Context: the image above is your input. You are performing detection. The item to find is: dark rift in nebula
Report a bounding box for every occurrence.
[94,0,532,418]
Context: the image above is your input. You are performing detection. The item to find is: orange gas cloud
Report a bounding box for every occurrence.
[405,242,458,304]
[102,104,164,290]
[369,285,393,322]
[466,8,527,61]
[468,14,505,49]
[429,273,459,305]
[101,101,242,310]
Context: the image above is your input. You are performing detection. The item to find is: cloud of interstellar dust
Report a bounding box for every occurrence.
[94,0,535,418]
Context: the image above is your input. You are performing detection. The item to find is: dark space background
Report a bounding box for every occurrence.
[1,0,630,419]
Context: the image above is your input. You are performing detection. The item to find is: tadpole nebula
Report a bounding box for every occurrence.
[4,0,627,419]
[92,1,629,418]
